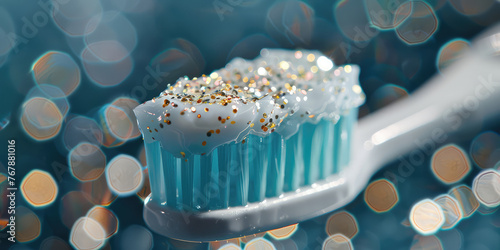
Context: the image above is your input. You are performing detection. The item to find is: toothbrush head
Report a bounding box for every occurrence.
[136,49,366,241]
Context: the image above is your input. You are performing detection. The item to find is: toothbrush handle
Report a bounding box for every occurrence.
[357,32,500,175]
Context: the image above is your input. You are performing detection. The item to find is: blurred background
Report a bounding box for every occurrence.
[0,0,500,249]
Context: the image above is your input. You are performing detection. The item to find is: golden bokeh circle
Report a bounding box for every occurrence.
[364,179,399,213]
[268,223,298,240]
[431,145,470,184]
[326,211,358,239]
[21,169,58,207]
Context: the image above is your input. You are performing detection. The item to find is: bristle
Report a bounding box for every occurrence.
[265,133,286,198]
[144,110,358,211]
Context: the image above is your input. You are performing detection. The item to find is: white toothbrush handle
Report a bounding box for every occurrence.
[356,32,500,180]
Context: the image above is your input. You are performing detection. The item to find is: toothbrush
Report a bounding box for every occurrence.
[141,26,500,241]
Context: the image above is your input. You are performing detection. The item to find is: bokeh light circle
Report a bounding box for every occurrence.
[105,154,143,196]
[239,232,266,244]
[26,84,70,117]
[395,1,438,45]
[266,1,315,46]
[431,144,471,184]
[52,0,103,36]
[69,143,106,182]
[472,169,500,207]
[16,206,41,243]
[81,44,133,87]
[322,233,353,250]
[31,51,81,97]
[21,97,63,141]
[334,0,378,42]
[470,131,500,169]
[20,169,58,207]
[448,185,479,218]
[218,243,242,250]
[109,97,141,139]
[410,199,445,235]
[85,206,119,239]
[84,11,137,62]
[99,103,136,147]
[268,224,298,240]
[150,48,201,81]
[433,194,463,230]
[364,0,412,30]
[364,178,399,213]
[171,38,205,74]
[325,211,358,239]
[63,115,104,151]
[436,39,470,73]
[244,237,276,250]
[70,217,106,250]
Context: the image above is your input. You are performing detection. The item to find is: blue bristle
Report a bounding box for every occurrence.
[143,110,357,211]
[216,144,231,209]
[229,142,249,207]
[163,150,176,207]
[265,133,286,198]
[283,131,304,192]
[247,135,268,202]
